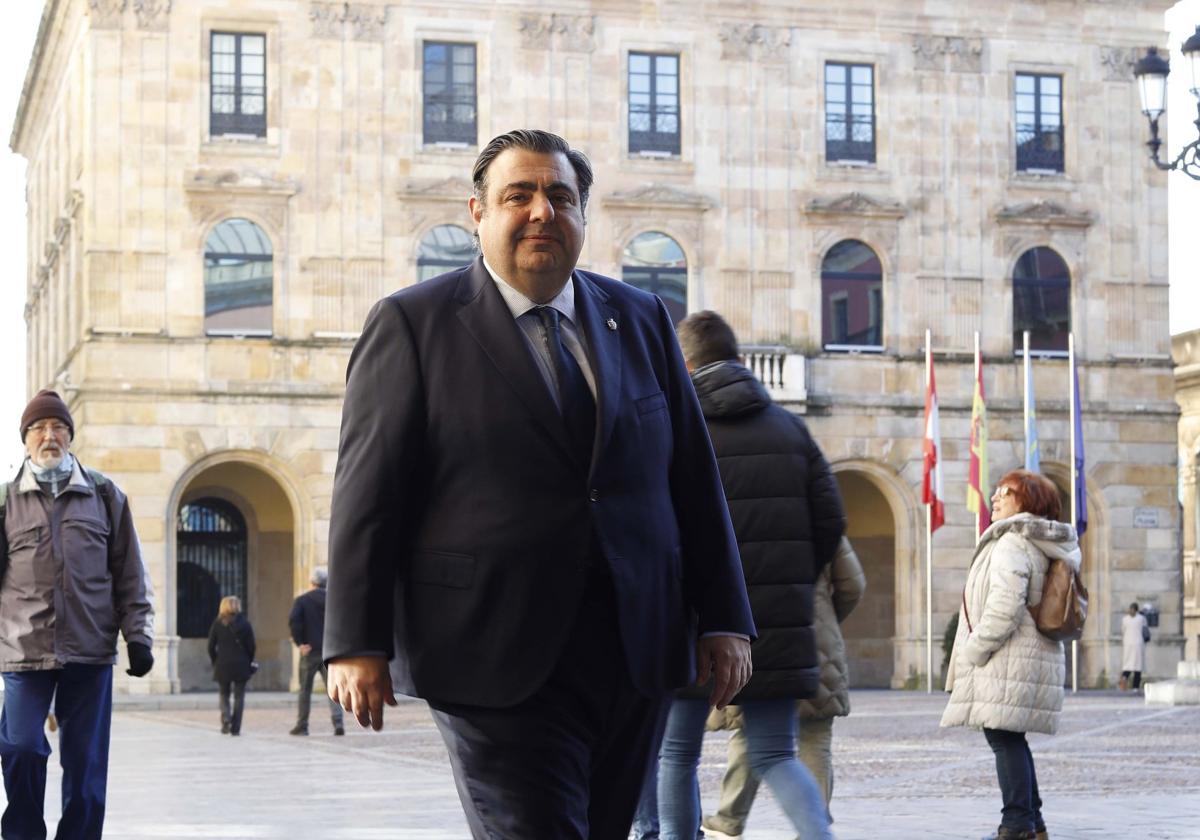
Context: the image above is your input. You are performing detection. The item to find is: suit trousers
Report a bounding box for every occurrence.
[0,664,112,840]
[428,570,672,840]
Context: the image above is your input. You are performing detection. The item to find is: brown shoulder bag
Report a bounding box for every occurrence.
[1027,557,1088,642]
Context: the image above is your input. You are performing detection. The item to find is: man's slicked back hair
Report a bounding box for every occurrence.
[677,310,740,369]
[472,129,594,213]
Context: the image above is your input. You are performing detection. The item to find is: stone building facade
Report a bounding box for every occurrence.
[1174,329,1200,661]
[12,0,1181,693]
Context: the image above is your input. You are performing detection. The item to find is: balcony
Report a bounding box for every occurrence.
[741,346,807,404]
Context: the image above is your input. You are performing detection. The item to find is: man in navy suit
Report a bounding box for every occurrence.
[324,129,755,839]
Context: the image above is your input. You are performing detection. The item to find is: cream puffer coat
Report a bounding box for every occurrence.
[940,513,1080,735]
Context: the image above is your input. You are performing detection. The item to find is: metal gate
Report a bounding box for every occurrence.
[176,498,248,638]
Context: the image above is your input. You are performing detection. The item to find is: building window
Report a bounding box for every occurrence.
[176,499,247,639]
[203,218,273,336]
[629,53,680,155]
[1015,73,1063,172]
[1013,246,1070,353]
[622,231,687,323]
[423,42,477,146]
[821,239,883,350]
[210,32,266,138]
[417,224,475,282]
[825,62,875,164]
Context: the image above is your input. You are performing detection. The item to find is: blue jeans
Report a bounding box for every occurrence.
[657,698,831,840]
[631,759,703,840]
[983,728,1045,833]
[0,665,113,840]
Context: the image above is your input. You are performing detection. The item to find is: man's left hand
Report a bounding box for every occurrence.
[695,635,752,710]
[126,641,154,678]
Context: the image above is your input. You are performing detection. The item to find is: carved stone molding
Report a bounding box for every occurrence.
[310,3,345,39]
[346,4,387,42]
[516,14,596,53]
[398,176,474,203]
[132,0,170,30]
[994,200,1093,229]
[185,168,299,196]
[717,24,791,62]
[911,34,984,73]
[88,0,128,30]
[601,183,712,212]
[805,192,906,220]
[1100,46,1140,82]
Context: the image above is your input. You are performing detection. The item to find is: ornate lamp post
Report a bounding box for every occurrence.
[1134,28,1200,180]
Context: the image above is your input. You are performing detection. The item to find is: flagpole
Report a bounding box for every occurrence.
[925,329,934,694]
[1069,332,1079,694]
[974,331,982,544]
[1023,331,1032,468]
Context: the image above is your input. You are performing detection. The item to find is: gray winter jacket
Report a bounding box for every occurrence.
[797,537,866,721]
[940,513,1080,735]
[0,460,154,671]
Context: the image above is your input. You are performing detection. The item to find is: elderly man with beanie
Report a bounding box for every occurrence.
[0,389,155,839]
[289,566,344,736]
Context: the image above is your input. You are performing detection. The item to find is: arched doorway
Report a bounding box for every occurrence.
[175,460,295,691]
[836,470,897,687]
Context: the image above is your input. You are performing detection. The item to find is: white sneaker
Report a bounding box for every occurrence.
[701,828,742,840]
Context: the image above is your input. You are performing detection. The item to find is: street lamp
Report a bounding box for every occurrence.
[1134,29,1200,181]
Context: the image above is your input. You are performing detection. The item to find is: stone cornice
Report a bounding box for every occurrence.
[601,183,712,212]
[994,199,1093,229]
[184,168,299,196]
[805,192,906,220]
[11,0,65,154]
[397,176,473,202]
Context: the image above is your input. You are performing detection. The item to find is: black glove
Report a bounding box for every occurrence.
[126,641,154,678]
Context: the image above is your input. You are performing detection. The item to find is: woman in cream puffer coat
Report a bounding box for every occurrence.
[941,469,1081,840]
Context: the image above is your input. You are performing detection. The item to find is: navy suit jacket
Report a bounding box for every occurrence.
[324,257,755,707]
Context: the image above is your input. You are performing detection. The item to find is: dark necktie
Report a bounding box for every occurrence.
[534,306,596,465]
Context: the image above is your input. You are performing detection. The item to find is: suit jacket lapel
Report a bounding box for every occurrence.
[454,259,575,462]
[572,271,622,471]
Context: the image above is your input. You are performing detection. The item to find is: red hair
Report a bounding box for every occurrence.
[998,469,1061,520]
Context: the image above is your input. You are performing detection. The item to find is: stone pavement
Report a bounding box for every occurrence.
[3,689,1197,839]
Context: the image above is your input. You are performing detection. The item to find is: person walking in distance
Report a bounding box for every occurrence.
[0,389,155,839]
[703,536,866,839]
[1120,602,1149,692]
[207,596,255,736]
[324,130,754,839]
[649,311,844,840]
[289,567,344,735]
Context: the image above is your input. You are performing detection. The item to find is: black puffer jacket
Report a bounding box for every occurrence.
[688,361,846,701]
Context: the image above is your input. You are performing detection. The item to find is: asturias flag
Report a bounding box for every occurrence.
[923,360,945,532]
[1073,358,1088,537]
[967,355,991,535]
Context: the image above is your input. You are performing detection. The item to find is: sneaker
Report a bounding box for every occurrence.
[334,726,345,736]
[289,725,308,736]
[700,826,742,840]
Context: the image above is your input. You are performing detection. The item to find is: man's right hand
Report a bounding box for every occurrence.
[327,655,397,731]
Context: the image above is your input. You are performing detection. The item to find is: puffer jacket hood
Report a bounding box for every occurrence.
[691,361,770,420]
[981,514,1081,572]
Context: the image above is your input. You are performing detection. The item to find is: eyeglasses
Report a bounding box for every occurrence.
[993,485,1014,499]
[26,421,70,438]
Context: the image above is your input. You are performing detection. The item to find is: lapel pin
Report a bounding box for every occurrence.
[606,318,618,331]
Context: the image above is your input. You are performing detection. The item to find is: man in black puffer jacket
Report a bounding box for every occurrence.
[636,310,847,839]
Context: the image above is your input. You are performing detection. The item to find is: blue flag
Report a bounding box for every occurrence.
[1073,359,1087,537]
[1024,356,1040,472]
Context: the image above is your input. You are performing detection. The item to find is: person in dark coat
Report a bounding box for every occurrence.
[650,311,846,840]
[207,595,255,736]
[288,567,344,735]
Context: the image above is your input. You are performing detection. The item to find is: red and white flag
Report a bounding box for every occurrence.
[923,347,945,532]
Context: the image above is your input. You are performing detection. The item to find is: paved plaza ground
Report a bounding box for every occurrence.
[3,688,1197,839]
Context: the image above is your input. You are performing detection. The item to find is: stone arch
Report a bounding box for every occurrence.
[830,458,921,688]
[166,450,311,691]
